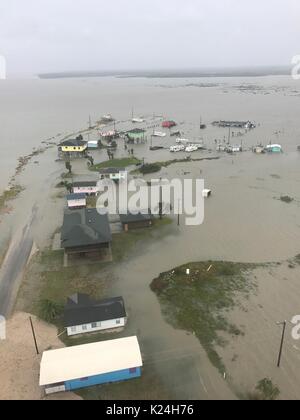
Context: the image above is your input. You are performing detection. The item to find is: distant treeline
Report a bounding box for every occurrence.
[38,66,291,80]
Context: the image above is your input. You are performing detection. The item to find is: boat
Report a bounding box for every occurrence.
[152,131,167,138]
[200,124,207,129]
[132,118,145,123]
[101,114,114,122]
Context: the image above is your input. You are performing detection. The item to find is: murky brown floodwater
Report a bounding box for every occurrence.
[0,75,300,399]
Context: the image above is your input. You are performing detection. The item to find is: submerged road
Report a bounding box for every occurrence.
[0,205,38,316]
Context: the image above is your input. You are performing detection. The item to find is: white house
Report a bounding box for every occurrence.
[72,181,99,196]
[64,293,127,336]
[99,168,127,182]
[66,193,86,210]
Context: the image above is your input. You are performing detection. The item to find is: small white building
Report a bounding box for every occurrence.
[72,181,99,196]
[66,193,86,210]
[202,189,212,198]
[99,168,127,182]
[64,293,127,336]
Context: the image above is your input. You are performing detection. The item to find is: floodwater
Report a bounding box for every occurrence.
[1,75,300,399]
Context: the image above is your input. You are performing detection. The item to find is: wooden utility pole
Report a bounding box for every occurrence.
[29,316,39,355]
[159,178,163,220]
[277,321,287,368]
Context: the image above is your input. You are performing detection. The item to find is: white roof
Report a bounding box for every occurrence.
[39,336,142,386]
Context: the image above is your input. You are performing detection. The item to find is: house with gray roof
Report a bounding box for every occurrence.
[61,208,112,262]
[64,293,127,336]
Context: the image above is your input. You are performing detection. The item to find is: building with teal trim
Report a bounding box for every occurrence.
[39,336,143,395]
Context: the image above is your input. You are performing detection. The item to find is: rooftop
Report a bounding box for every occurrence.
[64,294,127,327]
[67,193,86,201]
[99,167,126,174]
[119,211,153,224]
[60,139,87,147]
[73,181,98,188]
[39,336,143,386]
[61,208,112,248]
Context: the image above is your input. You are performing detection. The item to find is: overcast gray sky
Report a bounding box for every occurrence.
[0,0,300,75]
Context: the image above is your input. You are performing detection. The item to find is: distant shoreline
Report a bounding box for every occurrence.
[38,66,291,80]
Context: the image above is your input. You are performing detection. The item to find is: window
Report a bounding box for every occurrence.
[71,327,77,333]
[129,368,137,374]
[82,325,88,331]
[116,319,121,325]
[91,323,97,329]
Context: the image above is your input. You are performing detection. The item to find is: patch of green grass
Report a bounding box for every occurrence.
[132,157,220,175]
[150,261,257,375]
[0,184,24,210]
[89,157,141,171]
[16,249,108,326]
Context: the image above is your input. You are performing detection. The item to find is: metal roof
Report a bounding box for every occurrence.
[73,181,98,188]
[39,336,143,386]
[67,193,86,201]
[99,167,126,174]
[61,209,112,248]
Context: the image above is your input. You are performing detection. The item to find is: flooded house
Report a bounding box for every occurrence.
[61,208,112,263]
[64,294,127,336]
[72,181,99,196]
[39,336,143,394]
[66,193,86,210]
[119,212,153,232]
[99,167,126,182]
[58,137,88,158]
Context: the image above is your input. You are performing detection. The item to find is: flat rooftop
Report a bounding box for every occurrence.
[39,336,143,386]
